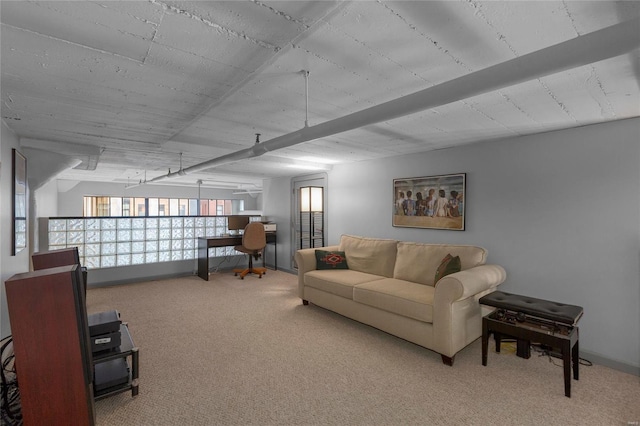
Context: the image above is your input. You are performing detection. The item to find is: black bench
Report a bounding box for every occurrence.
[480,291,583,397]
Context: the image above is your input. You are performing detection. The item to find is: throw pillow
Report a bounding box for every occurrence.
[434,253,461,285]
[315,250,349,270]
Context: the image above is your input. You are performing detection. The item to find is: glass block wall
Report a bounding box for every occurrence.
[45,216,258,269]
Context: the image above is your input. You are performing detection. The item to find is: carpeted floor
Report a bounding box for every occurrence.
[88,270,640,425]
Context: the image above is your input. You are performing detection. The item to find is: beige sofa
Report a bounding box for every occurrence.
[295,235,507,365]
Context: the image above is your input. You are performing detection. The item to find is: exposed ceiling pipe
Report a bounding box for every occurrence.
[23,148,82,191]
[21,138,101,170]
[141,18,639,186]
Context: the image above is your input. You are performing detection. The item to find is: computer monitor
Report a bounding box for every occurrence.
[228,215,250,233]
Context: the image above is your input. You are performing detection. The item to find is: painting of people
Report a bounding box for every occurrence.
[393,173,465,230]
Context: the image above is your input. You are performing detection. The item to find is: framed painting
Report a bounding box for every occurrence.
[393,173,465,231]
[12,149,27,255]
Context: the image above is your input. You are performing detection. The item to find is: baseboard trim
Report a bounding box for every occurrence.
[579,350,639,376]
[88,271,194,288]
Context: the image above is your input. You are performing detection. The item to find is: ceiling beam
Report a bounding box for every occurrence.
[141,17,640,185]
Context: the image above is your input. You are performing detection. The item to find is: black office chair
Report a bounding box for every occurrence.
[233,222,267,279]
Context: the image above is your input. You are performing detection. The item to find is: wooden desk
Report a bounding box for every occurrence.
[197,233,276,281]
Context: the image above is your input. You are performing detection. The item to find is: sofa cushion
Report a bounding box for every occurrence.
[353,278,434,323]
[304,270,385,299]
[434,254,461,285]
[315,250,349,270]
[393,242,487,286]
[338,235,398,277]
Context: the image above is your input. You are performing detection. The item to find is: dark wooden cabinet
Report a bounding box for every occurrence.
[5,265,95,425]
[32,246,88,293]
[31,247,80,270]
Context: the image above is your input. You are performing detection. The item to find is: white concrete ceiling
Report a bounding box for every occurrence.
[2,1,639,190]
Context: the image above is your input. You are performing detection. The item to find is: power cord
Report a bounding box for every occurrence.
[531,343,593,367]
[1,335,22,425]
[496,339,593,367]
[208,255,245,273]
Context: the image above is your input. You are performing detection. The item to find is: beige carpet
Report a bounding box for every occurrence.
[88,270,639,426]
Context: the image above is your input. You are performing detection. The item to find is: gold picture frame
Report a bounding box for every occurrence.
[393,173,465,231]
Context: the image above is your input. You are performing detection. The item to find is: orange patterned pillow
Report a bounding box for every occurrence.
[315,250,349,270]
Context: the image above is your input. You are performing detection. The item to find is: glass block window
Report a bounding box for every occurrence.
[45,215,260,270]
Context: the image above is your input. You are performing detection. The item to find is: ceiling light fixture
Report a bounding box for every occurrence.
[285,164,329,171]
[232,190,263,195]
[297,156,339,165]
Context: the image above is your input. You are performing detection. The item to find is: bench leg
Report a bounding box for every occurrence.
[482,320,489,366]
[562,341,572,398]
[573,336,579,381]
[516,339,531,359]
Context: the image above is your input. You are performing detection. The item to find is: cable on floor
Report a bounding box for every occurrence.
[1,336,22,426]
[531,343,592,367]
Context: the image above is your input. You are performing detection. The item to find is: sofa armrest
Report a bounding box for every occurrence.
[295,245,340,299]
[432,264,506,357]
[434,264,507,304]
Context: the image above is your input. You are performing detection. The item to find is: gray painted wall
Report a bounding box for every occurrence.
[267,118,639,372]
[314,118,638,372]
[33,179,58,252]
[262,177,293,270]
